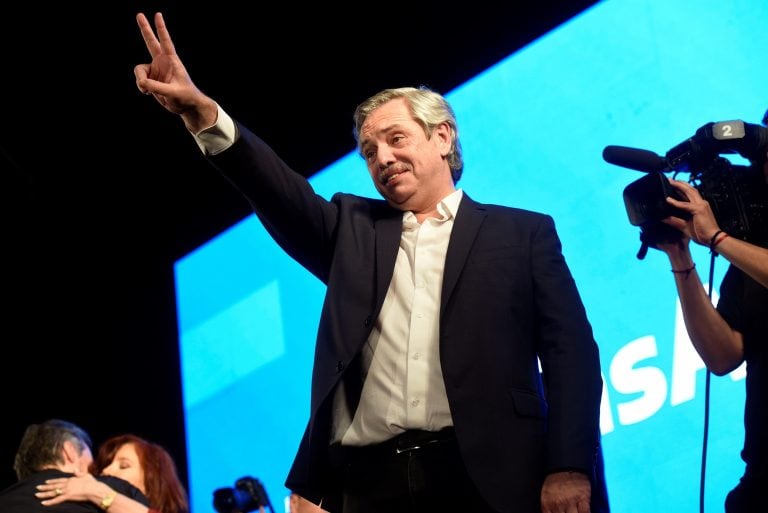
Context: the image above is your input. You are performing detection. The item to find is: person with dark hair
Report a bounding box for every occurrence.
[39,434,189,513]
[657,123,768,512]
[134,12,604,513]
[0,419,150,513]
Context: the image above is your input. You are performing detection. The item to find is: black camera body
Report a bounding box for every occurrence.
[610,119,768,258]
[623,171,688,227]
[685,157,768,242]
[623,158,768,242]
[213,476,271,513]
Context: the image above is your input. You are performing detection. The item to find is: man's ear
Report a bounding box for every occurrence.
[434,122,452,157]
[62,440,79,464]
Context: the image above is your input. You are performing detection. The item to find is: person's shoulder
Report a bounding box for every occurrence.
[0,473,53,511]
[0,469,69,494]
[97,476,150,506]
[331,192,392,215]
[0,479,21,497]
[331,191,385,205]
[489,204,549,218]
[466,196,551,222]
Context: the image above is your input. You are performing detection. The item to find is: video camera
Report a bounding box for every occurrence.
[212,476,272,513]
[603,119,768,259]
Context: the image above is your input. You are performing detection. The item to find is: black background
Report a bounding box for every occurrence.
[1,0,598,497]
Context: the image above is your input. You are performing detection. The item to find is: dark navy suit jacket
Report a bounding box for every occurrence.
[209,123,603,513]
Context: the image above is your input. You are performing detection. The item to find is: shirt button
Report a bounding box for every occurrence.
[411,399,420,407]
[413,352,421,360]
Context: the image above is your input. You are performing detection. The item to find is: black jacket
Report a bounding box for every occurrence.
[210,123,603,513]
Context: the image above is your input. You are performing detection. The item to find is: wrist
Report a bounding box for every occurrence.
[182,96,218,134]
[671,262,696,279]
[99,488,117,511]
[666,250,693,269]
[708,230,728,253]
[710,230,729,253]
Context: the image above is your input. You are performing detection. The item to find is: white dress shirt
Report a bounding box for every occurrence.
[192,106,460,446]
[342,190,461,445]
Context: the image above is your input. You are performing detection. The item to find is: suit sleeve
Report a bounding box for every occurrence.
[206,121,341,283]
[532,215,603,474]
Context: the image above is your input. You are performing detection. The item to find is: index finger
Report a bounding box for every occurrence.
[669,179,702,199]
[669,179,695,191]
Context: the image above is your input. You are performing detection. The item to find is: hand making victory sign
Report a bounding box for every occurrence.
[134,12,218,133]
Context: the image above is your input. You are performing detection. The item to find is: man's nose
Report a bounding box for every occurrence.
[376,144,396,167]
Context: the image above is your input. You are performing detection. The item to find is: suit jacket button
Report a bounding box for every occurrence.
[336,361,344,373]
[364,315,372,327]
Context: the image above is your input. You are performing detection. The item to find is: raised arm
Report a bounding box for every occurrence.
[134,12,217,133]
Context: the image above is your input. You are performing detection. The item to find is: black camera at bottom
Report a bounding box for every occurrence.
[213,476,271,513]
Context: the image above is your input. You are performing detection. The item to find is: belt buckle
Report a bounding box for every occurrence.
[394,432,442,454]
[395,442,423,454]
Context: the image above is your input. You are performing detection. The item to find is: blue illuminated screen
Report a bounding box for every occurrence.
[175,2,768,512]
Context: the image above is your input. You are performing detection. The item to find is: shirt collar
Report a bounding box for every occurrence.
[439,188,463,219]
[402,189,464,225]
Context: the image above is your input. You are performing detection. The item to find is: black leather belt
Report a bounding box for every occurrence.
[393,427,456,454]
[342,427,457,462]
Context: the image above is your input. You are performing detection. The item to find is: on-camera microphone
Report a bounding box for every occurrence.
[668,120,768,170]
[602,145,668,172]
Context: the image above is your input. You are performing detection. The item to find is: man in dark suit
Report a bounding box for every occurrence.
[134,12,604,513]
[0,419,149,513]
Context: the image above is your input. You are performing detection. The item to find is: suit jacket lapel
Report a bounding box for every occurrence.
[442,194,486,313]
[374,210,403,310]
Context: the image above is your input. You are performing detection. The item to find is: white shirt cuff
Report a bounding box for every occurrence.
[192,103,236,156]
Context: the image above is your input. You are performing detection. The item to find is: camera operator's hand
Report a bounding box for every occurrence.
[655,233,689,257]
[662,178,768,290]
[662,179,721,247]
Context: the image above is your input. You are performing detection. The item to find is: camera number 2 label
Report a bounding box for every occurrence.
[712,120,745,140]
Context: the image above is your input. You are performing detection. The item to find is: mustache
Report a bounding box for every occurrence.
[378,164,409,184]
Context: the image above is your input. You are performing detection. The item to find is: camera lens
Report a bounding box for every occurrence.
[213,482,263,513]
[212,487,247,513]
[212,476,268,513]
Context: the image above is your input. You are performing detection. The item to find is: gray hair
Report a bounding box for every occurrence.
[353,86,464,183]
[13,419,92,480]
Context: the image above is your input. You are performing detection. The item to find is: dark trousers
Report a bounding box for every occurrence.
[340,428,498,513]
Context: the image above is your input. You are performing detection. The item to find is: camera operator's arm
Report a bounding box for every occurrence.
[657,237,745,374]
[664,179,768,289]
[707,232,768,289]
